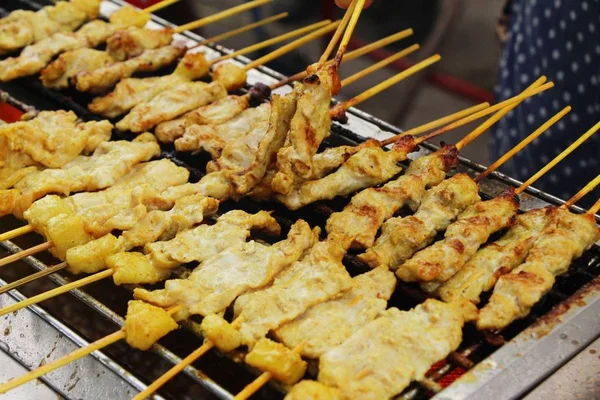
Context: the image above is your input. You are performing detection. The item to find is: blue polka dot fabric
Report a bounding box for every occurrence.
[491,0,600,207]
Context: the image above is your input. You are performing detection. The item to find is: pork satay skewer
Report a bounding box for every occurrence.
[114,21,341,133]
[72,17,329,94]
[42,11,289,90]
[0,0,189,82]
[439,173,600,305]
[155,28,415,144]
[0,0,101,55]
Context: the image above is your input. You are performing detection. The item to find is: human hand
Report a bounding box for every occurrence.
[335,0,374,9]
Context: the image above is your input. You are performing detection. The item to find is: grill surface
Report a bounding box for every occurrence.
[0,1,599,399]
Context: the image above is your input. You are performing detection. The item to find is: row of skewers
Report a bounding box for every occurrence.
[1,0,600,399]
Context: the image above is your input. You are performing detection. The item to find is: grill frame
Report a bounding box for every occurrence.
[0,1,599,399]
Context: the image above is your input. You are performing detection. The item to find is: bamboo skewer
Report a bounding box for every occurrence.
[565,174,600,209]
[0,241,54,269]
[587,197,600,215]
[380,78,553,146]
[173,0,272,34]
[475,106,572,182]
[210,19,332,65]
[195,12,289,47]
[0,225,33,242]
[341,43,420,87]
[333,0,367,66]
[0,306,182,395]
[244,21,342,71]
[332,54,441,114]
[318,0,358,66]
[142,0,182,13]
[0,262,67,296]
[515,121,600,195]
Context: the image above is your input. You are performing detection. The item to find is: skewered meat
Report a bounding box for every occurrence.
[285,381,341,400]
[124,300,178,351]
[115,210,280,286]
[41,48,114,90]
[0,0,100,54]
[439,207,553,304]
[66,194,219,274]
[276,138,415,210]
[117,81,227,133]
[1,134,160,218]
[24,159,189,241]
[155,95,250,144]
[358,173,481,270]
[398,190,519,289]
[211,62,248,92]
[326,145,459,249]
[89,52,210,118]
[175,102,270,157]
[317,299,477,400]
[106,27,174,61]
[477,207,599,331]
[0,110,112,168]
[274,266,396,359]
[245,338,307,385]
[231,233,353,348]
[73,45,188,94]
[0,8,149,82]
[230,88,302,195]
[273,63,340,194]
[132,220,316,318]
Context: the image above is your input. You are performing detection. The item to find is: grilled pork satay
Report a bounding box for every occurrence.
[0,7,150,82]
[201,233,353,350]
[311,299,477,400]
[0,110,112,169]
[133,220,317,318]
[438,207,554,304]
[106,26,174,61]
[0,134,160,218]
[358,173,481,270]
[175,102,271,158]
[326,144,459,249]
[398,189,520,289]
[273,266,396,359]
[64,194,219,274]
[116,80,228,133]
[41,48,115,90]
[0,0,100,55]
[23,159,189,260]
[154,94,250,143]
[477,207,600,331]
[89,52,209,118]
[72,44,188,94]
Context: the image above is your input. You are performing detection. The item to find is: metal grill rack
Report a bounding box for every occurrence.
[0,1,599,399]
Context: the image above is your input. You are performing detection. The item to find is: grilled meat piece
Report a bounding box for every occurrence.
[107,27,174,61]
[477,207,600,331]
[124,300,178,351]
[41,48,114,89]
[211,62,248,92]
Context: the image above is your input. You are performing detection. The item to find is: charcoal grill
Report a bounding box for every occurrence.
[0,1,599,399]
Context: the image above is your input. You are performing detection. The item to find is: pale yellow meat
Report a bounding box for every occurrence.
[67,194,219,274]
[0,110,112,168]
[245,338,307,385]
[359,173,481,270]
[4,134,160,218]
[41,48,114,89]
[234,233,353,348]
[285,381,341,400]
[118,81,227,133]
[398,190,519,287]
[273,64,337,193]
[152,170,237,202]
[155,95,250,144]
[439,207,552,304]
[175,102,270,157]
[107,27,173,61]
[230,88,301,195]
[124,300,178,351]
[477,208,599,331]
[276,144,410,210]
[89,52,210,118]
[274,266,396,359]
[326,145,458,249]
[74,45,187,94]
[212,62,248,92]
[134,220,315,318]
[318,299,477,400]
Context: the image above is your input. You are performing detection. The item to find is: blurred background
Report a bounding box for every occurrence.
[145,0,506,166]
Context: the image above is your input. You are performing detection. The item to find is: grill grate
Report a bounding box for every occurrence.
[1,1,600,399]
